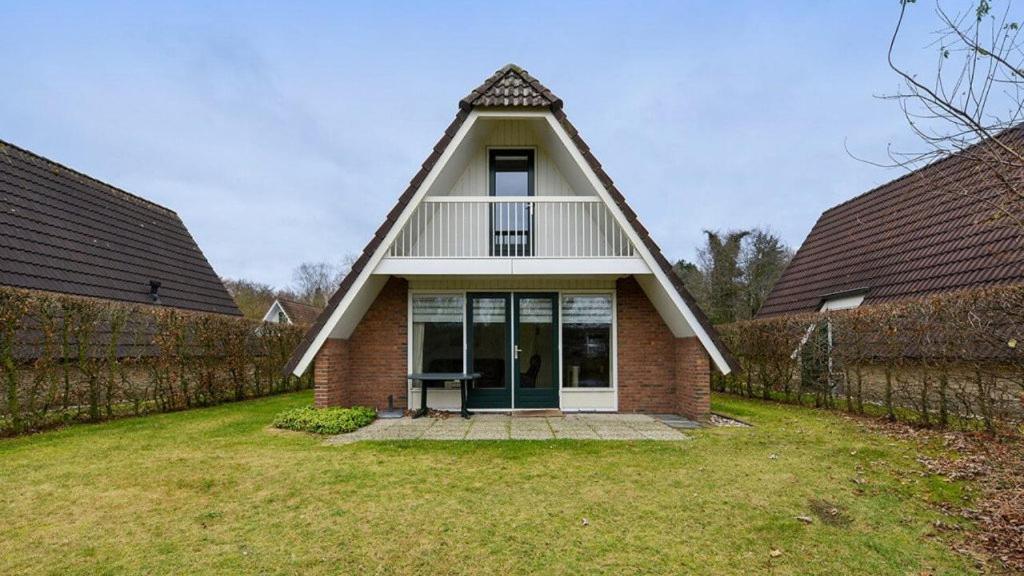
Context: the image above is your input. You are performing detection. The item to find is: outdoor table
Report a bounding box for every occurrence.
[407,372,481,419]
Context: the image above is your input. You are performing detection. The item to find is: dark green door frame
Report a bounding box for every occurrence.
[465,291,560,410]
[512,293,560,409]
[466,293,512,409]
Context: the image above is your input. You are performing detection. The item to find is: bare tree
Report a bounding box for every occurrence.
[222,278,296,320]
[881,0,1024,231]
[290,254,357,307]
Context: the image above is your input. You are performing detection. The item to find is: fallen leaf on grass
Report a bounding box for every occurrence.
[769,549,782,558]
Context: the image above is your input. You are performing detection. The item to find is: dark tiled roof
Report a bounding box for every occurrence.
[284,64,738,375]
[0,140,241,316]
[757,127,1024,318]
[277,299,321,326]
[461,64,561,109]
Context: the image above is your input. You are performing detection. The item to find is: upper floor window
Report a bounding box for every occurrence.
[490,149,534,196]
[489,149,535,256]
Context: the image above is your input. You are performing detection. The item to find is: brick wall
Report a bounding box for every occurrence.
[675,336,711,420]
[313,339,347,407]
[616,276,711,419]
[616,277,678,413]
[312,277,408,410]
[313,275,710,418]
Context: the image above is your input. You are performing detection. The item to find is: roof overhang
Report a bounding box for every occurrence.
[284,67,738,376]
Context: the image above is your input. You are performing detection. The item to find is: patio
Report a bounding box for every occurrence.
[326,413,696,443]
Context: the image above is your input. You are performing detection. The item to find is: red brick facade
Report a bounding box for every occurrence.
[313,339,347,407]
[313,277,408,410]
[616,277,679,413]
[616,277,711,420]
[674,336,711,419]
[313,275,711,418]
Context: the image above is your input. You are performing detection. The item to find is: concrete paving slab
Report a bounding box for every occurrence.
[326,412,692,443]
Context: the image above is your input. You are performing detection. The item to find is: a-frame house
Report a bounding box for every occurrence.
[285,64,736,418]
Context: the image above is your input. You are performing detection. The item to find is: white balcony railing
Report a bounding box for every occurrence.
[387,196,636,258]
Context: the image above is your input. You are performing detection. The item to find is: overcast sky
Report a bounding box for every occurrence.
[0,1,946,289]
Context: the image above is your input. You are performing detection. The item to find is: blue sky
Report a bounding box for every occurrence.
[0,1,944,288]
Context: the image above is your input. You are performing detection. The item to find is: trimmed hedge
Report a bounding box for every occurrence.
[0,286,311,435]
[715,285,1024,432]
[272,406,376,435]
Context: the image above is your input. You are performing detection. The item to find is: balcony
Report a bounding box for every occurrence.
[387,196,636,258]
[379,196,644,276]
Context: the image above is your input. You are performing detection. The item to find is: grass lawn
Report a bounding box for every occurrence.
[0,392,978,575]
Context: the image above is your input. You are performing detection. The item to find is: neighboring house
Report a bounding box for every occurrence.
[263,298,321,327]
[757,126,1024,318]
[0,139,240,316]
[285,64,736,418]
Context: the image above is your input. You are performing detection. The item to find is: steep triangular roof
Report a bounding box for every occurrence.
[284,64,737,375]
[757,125,1024,317]
[0,139,240,316]
[264,298,322,326]
[460,64,561,109]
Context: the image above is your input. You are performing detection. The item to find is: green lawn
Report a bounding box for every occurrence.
[0,392,978,575]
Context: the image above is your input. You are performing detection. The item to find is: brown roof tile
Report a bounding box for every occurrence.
[757,127,1024,317]
[276,299,321,326]
[0,140,241,316]
[460,64,561,109]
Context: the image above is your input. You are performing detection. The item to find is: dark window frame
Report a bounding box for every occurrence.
[488,148,535,197]
[488,149,535,256]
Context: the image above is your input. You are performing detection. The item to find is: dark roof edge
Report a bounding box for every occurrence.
[548,107,739,373]
[284,69,738,375]
[3,284,241,317]
[282,108,473,375]
[0,138,180,217]
[276,297,321,310]
[823,123,1024,217]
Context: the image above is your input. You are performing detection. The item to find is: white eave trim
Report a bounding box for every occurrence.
[290,111,480,376]
[539,113,733,375]
[291,108,733,376]
[261,300,290,324]
[375,257,649,276]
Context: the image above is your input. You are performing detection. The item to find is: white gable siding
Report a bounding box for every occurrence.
[294,109,732,377]
[392,120,626,259]
[447,120,577,197]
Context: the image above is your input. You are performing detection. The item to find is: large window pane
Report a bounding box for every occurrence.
[411,295,464,388]
[517,297,554,390]
[561,295,612,388]
[472,297,507,389]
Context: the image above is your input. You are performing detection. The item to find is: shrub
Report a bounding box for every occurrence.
[272,406,376,435]
[0,286,311,435]
[716,285,1024,432]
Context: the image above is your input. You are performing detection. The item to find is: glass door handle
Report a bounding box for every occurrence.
[514,345,522,359]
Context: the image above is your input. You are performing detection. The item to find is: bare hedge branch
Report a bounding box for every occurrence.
[717,285,1023,432]
[0,287,311,435]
